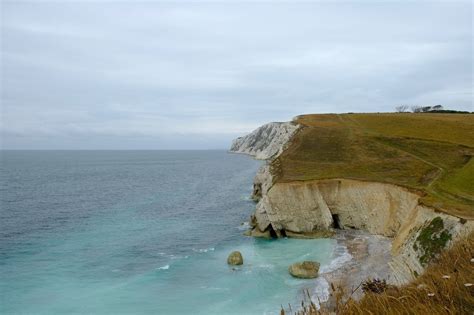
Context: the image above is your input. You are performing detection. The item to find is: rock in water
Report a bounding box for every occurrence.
[288,261,320,278]
[227,251,243,265]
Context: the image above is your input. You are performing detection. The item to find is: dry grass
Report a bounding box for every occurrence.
[282,233,474,315]
[273,113,474,219]
[350,113,474,147]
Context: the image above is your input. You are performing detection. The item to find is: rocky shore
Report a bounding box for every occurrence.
[321,230,392,304]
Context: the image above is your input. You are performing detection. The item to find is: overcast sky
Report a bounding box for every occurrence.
[1,1,472,149]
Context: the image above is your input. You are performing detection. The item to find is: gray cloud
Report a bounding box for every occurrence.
[1,1,472,149]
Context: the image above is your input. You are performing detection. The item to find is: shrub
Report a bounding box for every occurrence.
[361,278,389,294]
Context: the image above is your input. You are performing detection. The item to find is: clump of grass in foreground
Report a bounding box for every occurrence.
[282,232,474,315]
[361,278,390,294]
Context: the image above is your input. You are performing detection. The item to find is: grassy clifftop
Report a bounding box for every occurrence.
[272,113,474,219]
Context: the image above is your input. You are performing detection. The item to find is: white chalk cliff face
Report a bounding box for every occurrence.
[231,120,474,285]
[229,122,300,160]
[253,178,473,284]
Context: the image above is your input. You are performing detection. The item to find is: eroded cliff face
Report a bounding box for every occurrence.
[229,122,300,160]
[255,180,419,237]
[389,206,473,284]
[249,174,473,284]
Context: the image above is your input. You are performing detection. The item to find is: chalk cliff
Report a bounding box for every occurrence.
[251,177,473,284]
[229,122,300,160]
[231,119,474,285]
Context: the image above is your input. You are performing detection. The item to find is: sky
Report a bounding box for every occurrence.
[1,1,472,149]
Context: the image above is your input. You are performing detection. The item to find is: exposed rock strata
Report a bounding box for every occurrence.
[256,179,420,237]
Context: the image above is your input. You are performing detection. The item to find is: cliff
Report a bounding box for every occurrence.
[231,113,474,285]
[252,176,473,284]
[229,122,300,160]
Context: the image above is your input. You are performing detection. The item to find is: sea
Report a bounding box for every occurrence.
[0,150,350,314]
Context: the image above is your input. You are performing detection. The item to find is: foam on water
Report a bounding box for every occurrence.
[192,247,215,253]
[237,221,250,230]
[320,243,353,273]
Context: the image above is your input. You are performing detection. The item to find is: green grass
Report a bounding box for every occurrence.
[273,113,474,219]
[438,158,474,200]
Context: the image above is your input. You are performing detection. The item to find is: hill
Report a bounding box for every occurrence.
[272,113,474,219]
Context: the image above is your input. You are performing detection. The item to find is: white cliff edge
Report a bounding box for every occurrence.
[229,122,300,160]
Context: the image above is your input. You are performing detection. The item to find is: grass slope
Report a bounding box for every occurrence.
[273,113,474,219]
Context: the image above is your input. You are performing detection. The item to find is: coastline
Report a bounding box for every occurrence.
[319,230,392,309]
[279,229,392,312]
[230,114,473,313]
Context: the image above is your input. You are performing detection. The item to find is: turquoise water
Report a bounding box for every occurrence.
[1,151,346,314]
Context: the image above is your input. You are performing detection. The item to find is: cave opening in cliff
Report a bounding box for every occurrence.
[268,226,278,238]
[332,214,342,229]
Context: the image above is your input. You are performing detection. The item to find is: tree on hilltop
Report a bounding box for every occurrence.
[395,105,409,112]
